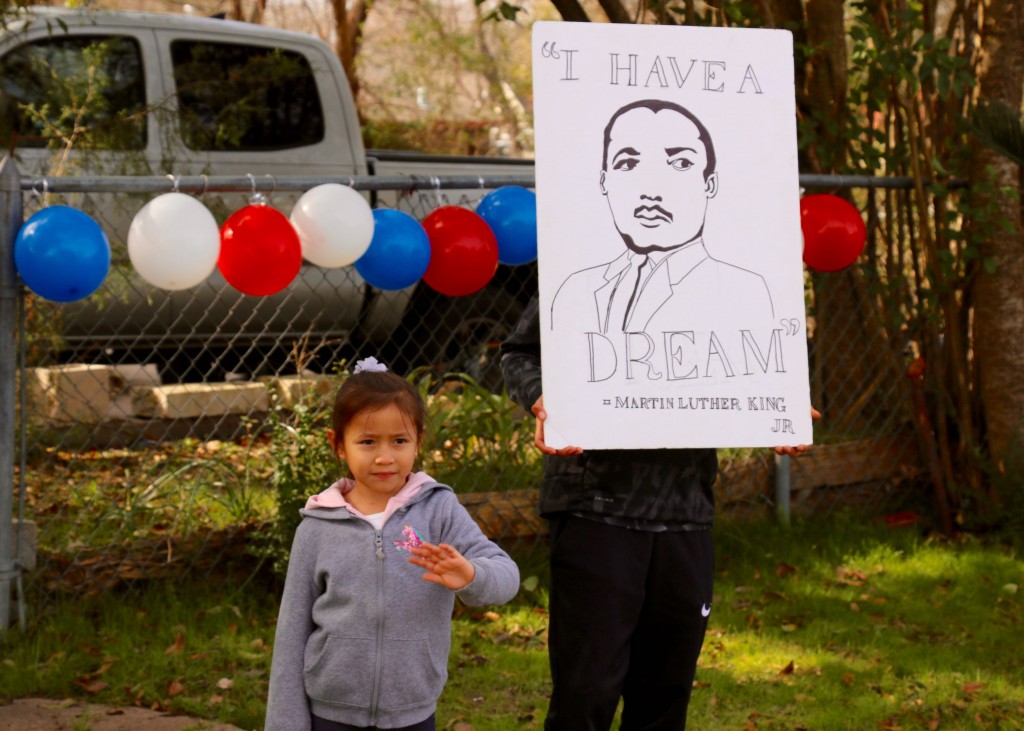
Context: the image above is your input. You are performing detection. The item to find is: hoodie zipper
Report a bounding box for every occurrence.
[368,528,386,726]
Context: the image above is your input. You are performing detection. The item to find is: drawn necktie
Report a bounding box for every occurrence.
[621,255,649,331]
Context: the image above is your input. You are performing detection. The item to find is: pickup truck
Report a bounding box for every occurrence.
[0,6,535,389]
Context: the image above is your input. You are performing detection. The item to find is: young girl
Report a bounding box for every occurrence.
[265,358,520,731]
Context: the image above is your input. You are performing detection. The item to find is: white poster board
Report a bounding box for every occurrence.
[532,21,812,449]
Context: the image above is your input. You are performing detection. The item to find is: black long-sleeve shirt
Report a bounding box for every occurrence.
[500,295,718,529]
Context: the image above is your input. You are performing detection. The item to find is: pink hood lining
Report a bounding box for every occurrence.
[303,471,435,525]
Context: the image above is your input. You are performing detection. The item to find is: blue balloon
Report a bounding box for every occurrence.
[354,209,431,291]
[475,186,537,265]
[14,206,111,303]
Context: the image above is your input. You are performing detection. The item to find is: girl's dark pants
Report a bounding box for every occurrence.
[544,515,714,731]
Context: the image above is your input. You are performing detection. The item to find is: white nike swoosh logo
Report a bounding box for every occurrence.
[701,603,711,617]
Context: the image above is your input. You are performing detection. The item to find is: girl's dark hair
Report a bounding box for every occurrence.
[330,370,428,445]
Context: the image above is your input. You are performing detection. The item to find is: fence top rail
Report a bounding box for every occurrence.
[15,173,539,195]
[9,170,969,195]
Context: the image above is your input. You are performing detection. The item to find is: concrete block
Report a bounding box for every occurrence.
[109,363,162,393]
[269,374,336,408]
[106,364,162,420]
[131,382,270,419]
[23,365,115,423]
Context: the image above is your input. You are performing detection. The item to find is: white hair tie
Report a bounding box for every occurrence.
[353,357,388,374]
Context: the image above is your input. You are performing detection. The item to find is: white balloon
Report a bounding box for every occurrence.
[128,193,220,291]
[290,184,375,268]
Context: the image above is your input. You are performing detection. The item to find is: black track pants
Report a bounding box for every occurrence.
[544,515,714,731]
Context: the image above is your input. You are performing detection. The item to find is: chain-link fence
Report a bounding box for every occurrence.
[0,163,936,629]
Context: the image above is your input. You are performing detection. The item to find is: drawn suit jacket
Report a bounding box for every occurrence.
[551,240,775,334]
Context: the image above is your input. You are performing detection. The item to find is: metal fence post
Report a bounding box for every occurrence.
[0,156,22,631]
[774,453,791,526]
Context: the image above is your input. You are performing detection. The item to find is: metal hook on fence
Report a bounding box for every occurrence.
[247,173,266,205]
[30,178,48,198]
[165,174,180,194]
[199,174,209,197]
[476,176,487,207]
[263,173,276,198]
[430,175,443,208]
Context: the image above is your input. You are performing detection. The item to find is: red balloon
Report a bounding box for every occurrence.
[219,205,303,296]
[800,194,867,272]
[422,206,499,297]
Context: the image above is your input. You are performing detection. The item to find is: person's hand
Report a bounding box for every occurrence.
[773,407,821,457]
[408,542,476,590]
[531,395,583,456]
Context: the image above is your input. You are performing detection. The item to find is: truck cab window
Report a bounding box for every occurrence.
[0,35,146,150]
[171,40,325,151]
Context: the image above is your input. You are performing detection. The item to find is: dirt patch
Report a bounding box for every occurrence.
[0,698,246,731]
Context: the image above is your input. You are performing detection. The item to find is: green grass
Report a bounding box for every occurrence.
[692,519,1024,730]
[2,519,1022,730]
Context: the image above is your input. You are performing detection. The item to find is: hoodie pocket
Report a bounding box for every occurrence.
[304,635,374,708]
[378,636,445,710]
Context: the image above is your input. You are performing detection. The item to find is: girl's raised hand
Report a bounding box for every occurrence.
[408,542,476,591]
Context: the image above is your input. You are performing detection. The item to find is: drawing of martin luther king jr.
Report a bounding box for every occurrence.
[550,98,775,335]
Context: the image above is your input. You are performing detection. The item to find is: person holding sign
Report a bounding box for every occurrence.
[502,298,716,730]
[550,99,775,335]
[501,299,812,730]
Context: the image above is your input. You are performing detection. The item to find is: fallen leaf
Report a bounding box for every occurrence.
[217,677,233,690]
[962,681,987,695]
[776,563,798,577]
[842,673,855,687]
[165,632,185,655]
[167,680,186,697]
[779,660,795,675]
[74,680,109,694]
[208,694,224,706]
[836,566,867,586]
[482,611,501,621]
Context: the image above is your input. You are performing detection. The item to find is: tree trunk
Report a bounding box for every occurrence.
[970,0,1024,491]
[549,0,591,23]
[330,0,371,104]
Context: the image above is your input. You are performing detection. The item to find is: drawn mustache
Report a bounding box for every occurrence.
[633,204,673,222]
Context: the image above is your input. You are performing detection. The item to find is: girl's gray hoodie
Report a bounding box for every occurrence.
[265,472,520,730]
